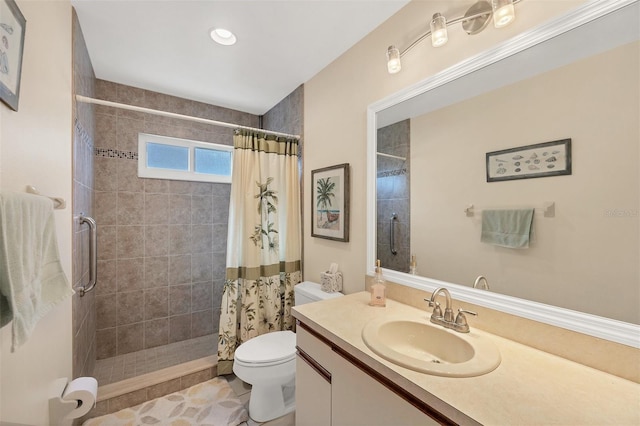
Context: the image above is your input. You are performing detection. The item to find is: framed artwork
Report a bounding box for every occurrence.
[311,163,350,242]
[486,139,572,182]
[0,0,25,111]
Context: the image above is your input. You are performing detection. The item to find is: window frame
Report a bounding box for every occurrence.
[138,133,233,183]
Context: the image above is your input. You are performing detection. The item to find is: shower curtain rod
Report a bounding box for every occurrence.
[75,95,301,139]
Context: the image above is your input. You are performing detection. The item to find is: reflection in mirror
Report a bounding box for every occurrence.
[373,2,639,325]
[376,120,410,273]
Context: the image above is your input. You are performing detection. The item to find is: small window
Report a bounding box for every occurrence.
[138,133,233,183]
[147,143,189,171]
[194,147,232,176]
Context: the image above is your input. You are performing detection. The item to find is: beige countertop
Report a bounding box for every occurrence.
[292,292,640,425]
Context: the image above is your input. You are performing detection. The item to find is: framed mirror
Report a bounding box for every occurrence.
[366,0,639,347]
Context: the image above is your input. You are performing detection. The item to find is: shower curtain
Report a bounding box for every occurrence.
[217,129,302,375]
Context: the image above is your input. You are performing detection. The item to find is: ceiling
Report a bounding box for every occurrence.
[72,0,410,115]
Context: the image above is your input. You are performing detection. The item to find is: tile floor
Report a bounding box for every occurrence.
[93,336,295,425]
[226,375,296,426]
[93,335,216,385]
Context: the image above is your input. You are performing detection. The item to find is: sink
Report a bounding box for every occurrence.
[362,317,501,377]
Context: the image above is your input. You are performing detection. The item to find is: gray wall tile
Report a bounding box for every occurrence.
[144,225,169,256]
[169,314,191,343]
[144,256,168,288]
[116,258,144,291]
[169,285,191,316]
[117,323,144,354]
[117,291,144,325]
[144,318,169,349]
[144,287,168,320]
[169,255,192,285]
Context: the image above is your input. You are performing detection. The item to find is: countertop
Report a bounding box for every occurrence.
[292,292,640,425]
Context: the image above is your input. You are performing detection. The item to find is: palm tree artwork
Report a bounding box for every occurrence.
[250,177,279,252]
[316,177,340,229]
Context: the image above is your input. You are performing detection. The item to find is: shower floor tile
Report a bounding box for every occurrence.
[93,335,216,386]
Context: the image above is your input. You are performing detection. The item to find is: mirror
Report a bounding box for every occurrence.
[368,1,639,339]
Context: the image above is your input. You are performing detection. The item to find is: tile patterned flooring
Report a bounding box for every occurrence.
[92,335,296,425]
[226,375,296,426]
[93,335,216,385]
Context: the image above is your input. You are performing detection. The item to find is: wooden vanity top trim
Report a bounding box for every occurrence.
[297,320,457,426]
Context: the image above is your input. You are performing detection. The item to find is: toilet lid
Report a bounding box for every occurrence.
[234,330,296,364]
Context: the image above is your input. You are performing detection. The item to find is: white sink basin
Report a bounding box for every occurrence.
[362,317,501,377]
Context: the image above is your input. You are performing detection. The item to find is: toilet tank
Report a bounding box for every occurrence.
[294,281,343,305]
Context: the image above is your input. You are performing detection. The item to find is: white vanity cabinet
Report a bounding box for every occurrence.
[296,324,333,426]
[296,322,443,426]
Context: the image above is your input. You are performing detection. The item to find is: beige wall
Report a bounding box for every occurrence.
[0,0,73,424]
[303,0,586,294]
[410,42,639,323]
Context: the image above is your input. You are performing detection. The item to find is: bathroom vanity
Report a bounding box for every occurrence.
[292,293,640,425]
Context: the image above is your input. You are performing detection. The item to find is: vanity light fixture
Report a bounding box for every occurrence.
[492,0,516,28]
[386,0,520,74]
[386,45,402,74]
[210,28,237,46]
[430,13,448,47]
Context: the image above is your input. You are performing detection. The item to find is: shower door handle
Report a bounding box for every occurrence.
[78,215,97,297]
[390,213,398,255]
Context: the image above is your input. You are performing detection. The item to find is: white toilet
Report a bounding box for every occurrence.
[233,281,343,422]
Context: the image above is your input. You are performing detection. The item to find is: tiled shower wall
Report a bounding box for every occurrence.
[376,120,410,273]
[72,9,96,379]
[93,80,260,358]
[263,85,305,253]
[262,85,304,138]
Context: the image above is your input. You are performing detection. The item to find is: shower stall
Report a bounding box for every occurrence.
[72,73,249,386]
[71,12,303,398]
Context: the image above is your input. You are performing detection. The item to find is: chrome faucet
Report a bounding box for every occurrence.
[473,275,489,290]
[427,287,454,323]
[425,287,477,333]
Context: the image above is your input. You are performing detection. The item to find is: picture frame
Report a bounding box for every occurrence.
[486,139,572,182]
[0,0,26,111]
[311,163,350,242]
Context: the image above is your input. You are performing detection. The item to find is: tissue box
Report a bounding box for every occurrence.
[320,271,343,293]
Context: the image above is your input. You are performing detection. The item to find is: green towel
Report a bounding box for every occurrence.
[481,209,535,249]
[0,191,73,351]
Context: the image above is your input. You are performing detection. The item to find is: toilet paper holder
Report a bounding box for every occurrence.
[49,377,98,424]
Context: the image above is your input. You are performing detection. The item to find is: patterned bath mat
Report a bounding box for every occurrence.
[84,378,249,426]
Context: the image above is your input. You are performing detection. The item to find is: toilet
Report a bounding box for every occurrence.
[233,281,343,422]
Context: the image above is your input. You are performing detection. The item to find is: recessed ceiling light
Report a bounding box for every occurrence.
[210,28,237,46]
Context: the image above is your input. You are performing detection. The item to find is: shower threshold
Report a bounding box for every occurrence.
[93,335,216,386]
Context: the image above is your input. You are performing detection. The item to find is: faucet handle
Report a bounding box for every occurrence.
[431,301,443,318]
[456,309,477,319]
[454,309,477,332]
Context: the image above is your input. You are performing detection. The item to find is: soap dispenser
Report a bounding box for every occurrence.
[370,259,387,307]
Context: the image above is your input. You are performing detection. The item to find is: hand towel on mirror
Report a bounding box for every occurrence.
[480,208,535,249]
[0,191,73,351]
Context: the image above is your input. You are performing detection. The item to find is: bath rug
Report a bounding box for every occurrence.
[83,377,248,426]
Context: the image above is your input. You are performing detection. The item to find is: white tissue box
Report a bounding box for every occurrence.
[320,271,343,293]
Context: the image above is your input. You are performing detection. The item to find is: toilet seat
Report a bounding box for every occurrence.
[234,330,296,366]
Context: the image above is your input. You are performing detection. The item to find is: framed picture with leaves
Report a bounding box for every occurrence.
[311,163,350,242]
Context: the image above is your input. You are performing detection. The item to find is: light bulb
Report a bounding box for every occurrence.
[430,13,448,47]
[386,45,401,74]
[491,0,515,28]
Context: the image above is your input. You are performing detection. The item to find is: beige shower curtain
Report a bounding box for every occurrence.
[217,129,302,375]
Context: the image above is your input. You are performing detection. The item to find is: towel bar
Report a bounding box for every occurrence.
[26,185,66,209]
[465,201,555,218]
[78,215,97,296]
